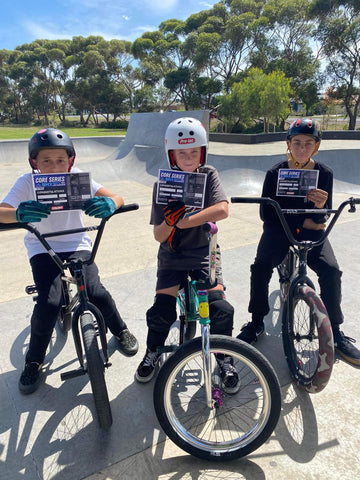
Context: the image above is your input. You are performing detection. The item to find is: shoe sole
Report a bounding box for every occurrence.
[135,369,157,383]
[135,362,159,383]
[18,374,43,395]
[222,383,240,395]
[335,348,360,366]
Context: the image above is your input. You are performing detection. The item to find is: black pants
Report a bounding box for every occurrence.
[249,226,344,327]
[27,251,126,364]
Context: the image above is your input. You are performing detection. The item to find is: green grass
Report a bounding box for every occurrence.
[0,126,127,140]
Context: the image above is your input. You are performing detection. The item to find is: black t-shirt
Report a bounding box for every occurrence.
[260,160,333,232]
[150,165,227,270]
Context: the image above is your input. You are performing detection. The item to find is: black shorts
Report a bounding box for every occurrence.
[156,266,223,290]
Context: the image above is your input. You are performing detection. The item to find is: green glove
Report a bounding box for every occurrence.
[82,196,117,218]
[16,201,51,223]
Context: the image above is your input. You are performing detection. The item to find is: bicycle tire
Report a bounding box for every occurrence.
[282,285,334,393]
[154,335,281,461]
[57,283,72,334]
[80,313,112,429]
[277,253,292,302]
[177,290,197,343]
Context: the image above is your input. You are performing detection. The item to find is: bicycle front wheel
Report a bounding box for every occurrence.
[282,285,334,393]
[80,313,112,429]
[154,335,281,461]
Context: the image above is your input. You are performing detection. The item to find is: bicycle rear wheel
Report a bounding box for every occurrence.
[57,283,72,334]
[277,253,292,302]
[176,288,197,343]
[154,335,281,461]
[80,313,112,429]
[282,285,334,393]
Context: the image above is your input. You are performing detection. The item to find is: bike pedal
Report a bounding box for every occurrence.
[60,368,86,380]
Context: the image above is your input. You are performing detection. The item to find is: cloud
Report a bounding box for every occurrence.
[22,20,71,42]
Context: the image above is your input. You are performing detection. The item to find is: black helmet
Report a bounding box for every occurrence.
[286,118,321,142]
[28,128,76,170]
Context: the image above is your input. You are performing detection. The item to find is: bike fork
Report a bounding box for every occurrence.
[198,289,214,408]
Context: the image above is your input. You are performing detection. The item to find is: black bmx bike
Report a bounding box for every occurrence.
[231,196,360,393]
[153,222,282,461]
[0,203,138,429]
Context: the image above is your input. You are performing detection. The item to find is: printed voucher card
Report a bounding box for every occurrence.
[32,172,92,211]
[277,169,319,197]
[156,169,207,208]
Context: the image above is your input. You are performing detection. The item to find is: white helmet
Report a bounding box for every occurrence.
[165,117,208,170]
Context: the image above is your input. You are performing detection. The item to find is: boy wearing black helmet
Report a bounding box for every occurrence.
[0,128,139,394]
[237,118,360,365]
[135,117,237,390]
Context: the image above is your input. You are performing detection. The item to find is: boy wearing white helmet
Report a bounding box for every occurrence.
[135,117,238,391]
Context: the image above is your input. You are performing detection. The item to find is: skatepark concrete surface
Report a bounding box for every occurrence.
[0,111,360,480]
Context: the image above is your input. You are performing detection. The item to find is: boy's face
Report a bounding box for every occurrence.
[287,134,319,164]
[172,147,202,172]
[32,148,72,173]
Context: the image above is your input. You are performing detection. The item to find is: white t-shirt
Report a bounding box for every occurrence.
[2,167,102,259]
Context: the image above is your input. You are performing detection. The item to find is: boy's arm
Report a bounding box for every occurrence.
[153,201,228,244]
[0,203,17,223]
[94,187,124,209]
[176,201,228,230]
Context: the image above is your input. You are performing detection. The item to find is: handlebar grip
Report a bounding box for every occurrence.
[203,222,218,235]
[231,197,261,204]
[0,222,23,231]
[114,203,139,214]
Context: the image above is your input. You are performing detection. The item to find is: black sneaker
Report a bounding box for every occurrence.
[115,329,139,356]
[334,330,360,366]
[237,321,265,344]
[135,349,161,383]
[217,356,240,394]
[19,362,43,394]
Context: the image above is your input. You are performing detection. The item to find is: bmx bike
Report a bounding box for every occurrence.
[0,203,138,429]
[153,222,282,461]
[231,196,360,393]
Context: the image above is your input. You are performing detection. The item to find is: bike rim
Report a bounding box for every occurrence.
[162,347,274,454]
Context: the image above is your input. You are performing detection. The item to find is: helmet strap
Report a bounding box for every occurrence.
[68,155,75,172]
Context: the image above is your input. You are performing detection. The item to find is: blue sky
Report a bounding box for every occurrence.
[1,0,218,50]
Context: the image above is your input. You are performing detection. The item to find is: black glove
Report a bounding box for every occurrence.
[167,226,181,252]
[163,200,186,227]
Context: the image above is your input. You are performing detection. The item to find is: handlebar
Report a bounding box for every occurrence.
[0,203,139,233]
[231,196,360,250]
[0,202,139,270]
[202,222,218,235]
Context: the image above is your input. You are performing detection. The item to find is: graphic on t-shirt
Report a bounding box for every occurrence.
[277,169,319,197]
[156,169,207,208]
[32,172,92,211]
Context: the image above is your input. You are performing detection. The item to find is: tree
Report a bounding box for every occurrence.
[253,0,321,115]
[219,67,292,132]
[311,0,360,129]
